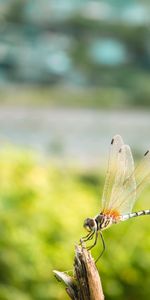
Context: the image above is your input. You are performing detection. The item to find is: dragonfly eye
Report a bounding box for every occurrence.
[83,218,97,232]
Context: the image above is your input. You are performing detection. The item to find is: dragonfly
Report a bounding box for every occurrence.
[81,134,150,261]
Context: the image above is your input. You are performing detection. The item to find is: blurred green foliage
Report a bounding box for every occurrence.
[0,146,150,299]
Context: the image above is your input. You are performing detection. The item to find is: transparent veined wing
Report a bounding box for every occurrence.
[107,144,136,215]
[133,149,150,199]
[101,135,124,211]
[107,148,150,215]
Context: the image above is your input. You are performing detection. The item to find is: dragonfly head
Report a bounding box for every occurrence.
[83,218,97,232]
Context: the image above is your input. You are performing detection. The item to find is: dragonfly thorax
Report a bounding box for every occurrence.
[95,214,112,230]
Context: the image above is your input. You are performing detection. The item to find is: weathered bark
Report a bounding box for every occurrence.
[53,245,104,300]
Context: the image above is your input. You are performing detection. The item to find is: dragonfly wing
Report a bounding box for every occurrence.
[113,149,150,214]
[134,150,150,198]
[107,144,136,214]
[101,135,124,211]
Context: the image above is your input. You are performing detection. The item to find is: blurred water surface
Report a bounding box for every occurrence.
[0,107,150,166]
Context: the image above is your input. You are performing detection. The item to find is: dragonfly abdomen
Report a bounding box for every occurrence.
[121,209,150,221]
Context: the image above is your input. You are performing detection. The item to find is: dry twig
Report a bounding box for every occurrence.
[53,244,104,300]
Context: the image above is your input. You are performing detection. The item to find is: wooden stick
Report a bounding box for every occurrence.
[53,244,104,300]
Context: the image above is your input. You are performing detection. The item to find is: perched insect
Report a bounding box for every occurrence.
[81,135,150,261]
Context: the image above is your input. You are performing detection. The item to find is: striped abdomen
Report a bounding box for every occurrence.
[121,209,150,221]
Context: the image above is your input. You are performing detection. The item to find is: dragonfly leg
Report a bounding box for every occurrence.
[87,231,98,250]
[95,231,106,263]
[81,232,92,240]
[87,233,95,241]
[80,231,94,245]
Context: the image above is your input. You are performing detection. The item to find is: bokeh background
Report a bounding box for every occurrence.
[0,1,150,299]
